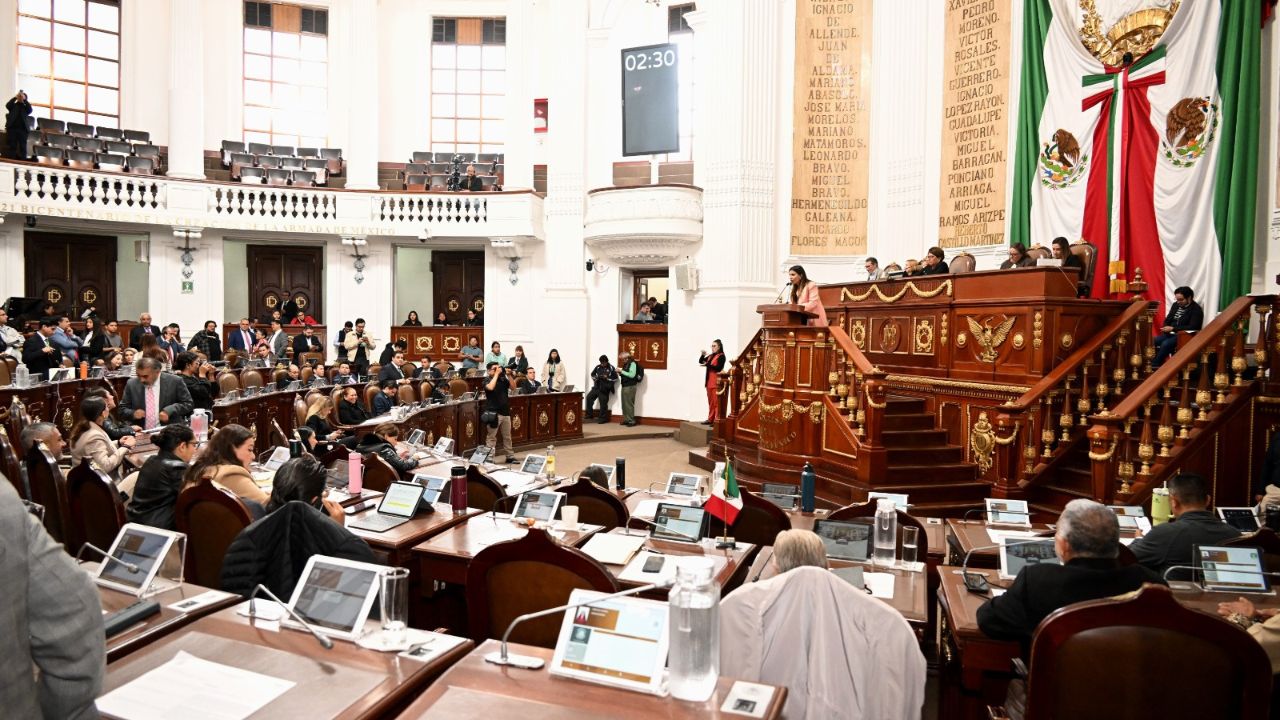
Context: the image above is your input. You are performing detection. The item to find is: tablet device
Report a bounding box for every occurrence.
[412,474,450,495]
[95,524,182,596]
[520,454,548,476]
[263,446,291,472]
[89,366,105,378]
[406,429,426,447]
[650,503,707,543]
[433,436,455,455]
[347,481,426,532]
[812,519,872,562]
[563,384,575,392]
[1109,505,1151,532]
[550,588,670,695]
[468,445,493,464]
[1198,545,1270,593]
[1217,507,1261,533]
[998,538,1060,580]
[459,391,476,401]
[867,492,910,510]
[665,472,702,497]
[285,555,383,641]
[587,463,616,482]
[512,490,565,523]
[761,482,799,510]
[49,367,74,382]
[985,498,1031,527]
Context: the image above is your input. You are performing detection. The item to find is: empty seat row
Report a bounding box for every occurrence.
[221,141,343,167]
[238,167,319,187]
[34,147,157,174]
[402,161,505,178]
[228,153,331,184]
[31,117,149,144]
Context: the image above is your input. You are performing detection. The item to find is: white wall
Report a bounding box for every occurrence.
[393,245,434,321]
[115,234,150,321]
[221,240,249,322]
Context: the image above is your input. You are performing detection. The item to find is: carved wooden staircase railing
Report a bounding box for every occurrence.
[1084,295,1278,506]
[724,328,764,425]
[992,298,1156,498]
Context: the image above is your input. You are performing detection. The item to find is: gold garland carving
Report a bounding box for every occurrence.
[1088,437,1119,462]
[1033,312,1043,349]
[840,280,953,304]
[864,388,887,410]
[758,397,825,424]
[970,412,996,474]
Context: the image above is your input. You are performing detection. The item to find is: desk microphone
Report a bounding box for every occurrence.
[485,579,675,669]
[773,283,790,304]
[624,515,702,542]
[246,583,334,650]
[76,542,141,574]
[1160,565,1280,582]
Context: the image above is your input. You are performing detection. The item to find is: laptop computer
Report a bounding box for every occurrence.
[1197,545,1271,594]
[650,503,707,543]
[347,481,430,532]
[1217,507,1261,533]
[812,518,872,562]
[998,538,1061,580]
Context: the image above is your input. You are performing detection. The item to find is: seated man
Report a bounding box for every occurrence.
[371,380,399,415]
[633,303,656,322]
[377,350,415,384]
[50,315,84,363]
[276,363,302,390]
[519,366,541,394]
[460,335,483,371]
[291,325,324,363]
[977,499,1164,655]
[378,339,408,367]
[331,362,355,384]
[1128,473,1240,577]
[720,530,926,719]
[1152,286,1204,368]
[20,421,68,471]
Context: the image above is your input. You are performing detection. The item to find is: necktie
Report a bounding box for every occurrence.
[243,331,251,348]
[167,345,174,363]
[144,327,152,335]
[145,382,159,429]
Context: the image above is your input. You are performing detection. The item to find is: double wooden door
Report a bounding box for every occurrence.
[431,251,484,323]
[246,245,323,323]
[24,233,117,320]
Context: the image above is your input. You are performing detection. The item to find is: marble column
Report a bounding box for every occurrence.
[343,0,380,190]
[166,0,205,179]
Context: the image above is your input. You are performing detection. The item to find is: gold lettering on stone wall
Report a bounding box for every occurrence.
[938,0,1012,249]
[790,0,872,256]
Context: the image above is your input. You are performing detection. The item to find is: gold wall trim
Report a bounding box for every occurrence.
[839,280,953,304]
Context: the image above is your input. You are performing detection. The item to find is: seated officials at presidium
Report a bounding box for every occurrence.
[1000,243,1035,269]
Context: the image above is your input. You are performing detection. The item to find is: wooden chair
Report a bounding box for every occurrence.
[467,465,509,513]
[241,369,264,388]
[25,442,69,545]
[217,372,240,395]
[1027,244,1051,261]
[0,426,26,500]
[272,368,288,387]
[299,351,323,366]
[223,349,240,367]
[397,383,417,405]
[988,584,1271,719]
[360,453,399,491]
[269,419,289,447]
[175,480,254,589]
[829,500,929,555]
[449,378,470,397]
[1070,239,1099,292]
[466,529,619,647]
[949,252,977,274]
[559,476,629,530]
[729,488,793,547]
[294,396,308,426]
[65,458,126,557]
[300,366,313,384]
[320,444,350,467]
[363,384,381,411]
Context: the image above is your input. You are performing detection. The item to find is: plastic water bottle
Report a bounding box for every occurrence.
[1151,486,1171,526]
[190,410,209,442]
[13,362,28,388]
[800,462,816,512]
[668,556,720,701]
[545,444,556,477]
[873,498,897,568]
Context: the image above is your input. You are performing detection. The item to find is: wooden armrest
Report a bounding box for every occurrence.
[987,706,1012,720]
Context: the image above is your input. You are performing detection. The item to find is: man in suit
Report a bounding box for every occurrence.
[227,318,256,354]
[157,323,184,364]
[977,499,1164,655]
[377,351,414,385]
[21,317,64,378]
[1128,473,1240,577]
[864,257,883,281]
[128,312,161,349]
[379,338,408,366]
[920,247,950,275]
[50,315,84,363]
[0,480,105,719]
[292,325,323,362]
[188,320,223,362]
[371,380,399,415]
[118,357,194,429]
[281,292,301,322]
[1152,286,1204,368]
[519,366,541,394]
[267,319,288,362]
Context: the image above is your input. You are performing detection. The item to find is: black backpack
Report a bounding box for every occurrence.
[633,361,644,381]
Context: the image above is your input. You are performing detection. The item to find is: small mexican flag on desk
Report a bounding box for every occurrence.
[705,460,742,525]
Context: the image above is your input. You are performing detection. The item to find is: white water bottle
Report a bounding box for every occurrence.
[13,362,29,388]
[668,556,720,701]
[873,498,897,568]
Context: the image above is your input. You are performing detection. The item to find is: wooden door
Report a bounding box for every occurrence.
[24,233,117,320]
[246,245,323,322]
[431,250,484,323]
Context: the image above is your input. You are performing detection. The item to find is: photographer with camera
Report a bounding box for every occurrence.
[342,318,377,378]
[483,361,517,464]
[449,155,484,192]
[5,90,31,160]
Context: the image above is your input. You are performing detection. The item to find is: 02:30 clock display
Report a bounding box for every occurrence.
[624,48,676,72]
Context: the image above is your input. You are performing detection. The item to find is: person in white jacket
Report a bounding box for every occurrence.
[720,530,927,720]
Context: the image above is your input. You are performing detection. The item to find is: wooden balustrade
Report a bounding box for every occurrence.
[825,325,887,451]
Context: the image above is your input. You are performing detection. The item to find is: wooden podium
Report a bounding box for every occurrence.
[756,303,815,327]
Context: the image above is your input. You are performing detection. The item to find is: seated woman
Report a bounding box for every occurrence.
[305,395,357,449]
[126,424,197,530]
[354,423,418,474]
[1051,236,1089,297]
[180,423,270,508]
[69,396,136,477]
[433,311,448,326]
[403,310,423,327]
[338,385,370,425]
[139,334,167,365]
[102,349,125,371]
[1000,243,1036,269]
[220,455,376,599]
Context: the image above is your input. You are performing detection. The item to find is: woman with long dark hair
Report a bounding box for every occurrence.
[181,423,269,506]
[403,310,423,326]
[788,265,828,327]
[542,349,566,391]
[128,424,197,529]
[698,340,727,425]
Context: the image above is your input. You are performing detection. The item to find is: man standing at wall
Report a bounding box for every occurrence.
[618,351,642,427]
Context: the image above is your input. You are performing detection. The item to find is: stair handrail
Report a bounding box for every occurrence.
[825,325,888,448]
[993,298,1155,492]
[1085,294,1277,504]
[726,327,765,420]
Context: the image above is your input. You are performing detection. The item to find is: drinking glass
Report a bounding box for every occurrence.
[901,526,920,570]
[380,567,410,645]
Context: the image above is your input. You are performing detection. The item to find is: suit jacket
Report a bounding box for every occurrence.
[796,281,829,327]
[268,330,288,360]
[292,334,323,359]
[70,423,129,476]
[1128,510,1241,577]
[118,372,195,424]
[338,400,369,426]
[157,337,184,362]
[50,328,83,362]
[128,324,161,349]
[20,332,62,377]
[976,557,1164,655]
[378,343,398,366]
[126,450,187,530]
[0,480,105,720]
[371,392,397,416]
[227,328,257,352]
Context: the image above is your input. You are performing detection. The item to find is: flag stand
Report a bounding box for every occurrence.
[715,452,736,549]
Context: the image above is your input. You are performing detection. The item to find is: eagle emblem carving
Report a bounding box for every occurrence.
[1161,96,1218,168]
[965,315,1016,363]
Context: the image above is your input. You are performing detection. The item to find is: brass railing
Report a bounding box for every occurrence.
[726,328,764,420]
[825,325,888,449]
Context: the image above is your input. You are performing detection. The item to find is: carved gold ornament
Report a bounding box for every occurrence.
[841,280,953,304]
[264,293,278,308]
[538,411,549,428]
[850,319,867,350]
[81,288,98,305]
[1033,312,1043,349]
[970,412,996,474]
[296,294,308,309]
[415,337,430,352]
[448,298,460,312]
[443,336,460,352]
[60,407,74,432]
[565,409,577,425]
[512,415,522,431]
[474,298,485,312]
[465,420,475,437]
[1079,0,1179,68]
[649,341,661,359]
[956,331,968,348]
[758,397,824,424]
[626,340,638,355]
[46,286,63,304]
[445,425,453,438]
[1061,333,1075,350]
[1012,333,1025,350]
[965,316,1016,363]
[940,315,949,346]
[765,346,784,383]
[880,322,901,353]
[914,319,934,354]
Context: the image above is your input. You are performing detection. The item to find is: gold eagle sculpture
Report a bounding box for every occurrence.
[966,315,1016,363]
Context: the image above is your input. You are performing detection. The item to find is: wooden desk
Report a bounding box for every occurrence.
[944,519,1055,567]
[97,579,239,663]
[616,323,668,370]
[413,517,604,586]
[346,502,480,568]
[741,552,929,625]
[102,605,474,720]
[592,527,756,600]
[213,387,299,453]
[394,640,787,720]
[935,565,1280,720]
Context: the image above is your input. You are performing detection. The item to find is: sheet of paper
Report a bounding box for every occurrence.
[97,650,295,720]
[167,589,234,614]
[991,588,1007,598]
[863,572,896,600]
[985,528,1041,544]
[720,680,775,718]
[579,533,648,565]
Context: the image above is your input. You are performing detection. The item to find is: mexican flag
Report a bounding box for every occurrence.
[705,460,742,525]
[1011,0,1263,316]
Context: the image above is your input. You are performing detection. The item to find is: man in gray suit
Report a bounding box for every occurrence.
[0,479,105,719]
[118,357,194,429]
[267,319,288,362]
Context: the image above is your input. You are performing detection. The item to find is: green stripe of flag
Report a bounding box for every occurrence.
[1010,0,1054,248]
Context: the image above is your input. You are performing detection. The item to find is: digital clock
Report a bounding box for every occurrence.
[621,43,680,156]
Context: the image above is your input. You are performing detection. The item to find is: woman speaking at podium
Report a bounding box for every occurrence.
[788,265,828,327]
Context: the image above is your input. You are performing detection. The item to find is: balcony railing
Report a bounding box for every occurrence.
[0,160,544,239]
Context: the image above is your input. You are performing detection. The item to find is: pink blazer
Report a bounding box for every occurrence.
[796,282,828,327]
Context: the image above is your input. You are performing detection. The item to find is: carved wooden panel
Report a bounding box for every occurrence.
[555,394,582,438]
[431,250,485,324]
[617,323,668,370]
[246,245,323,323]
[391,326,474,363]
[25,232,118,321]
[508,395,530,445]
[529,395,556,443]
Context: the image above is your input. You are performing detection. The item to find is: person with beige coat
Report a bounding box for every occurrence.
[181,423,270,509]
[69,396,135,477]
